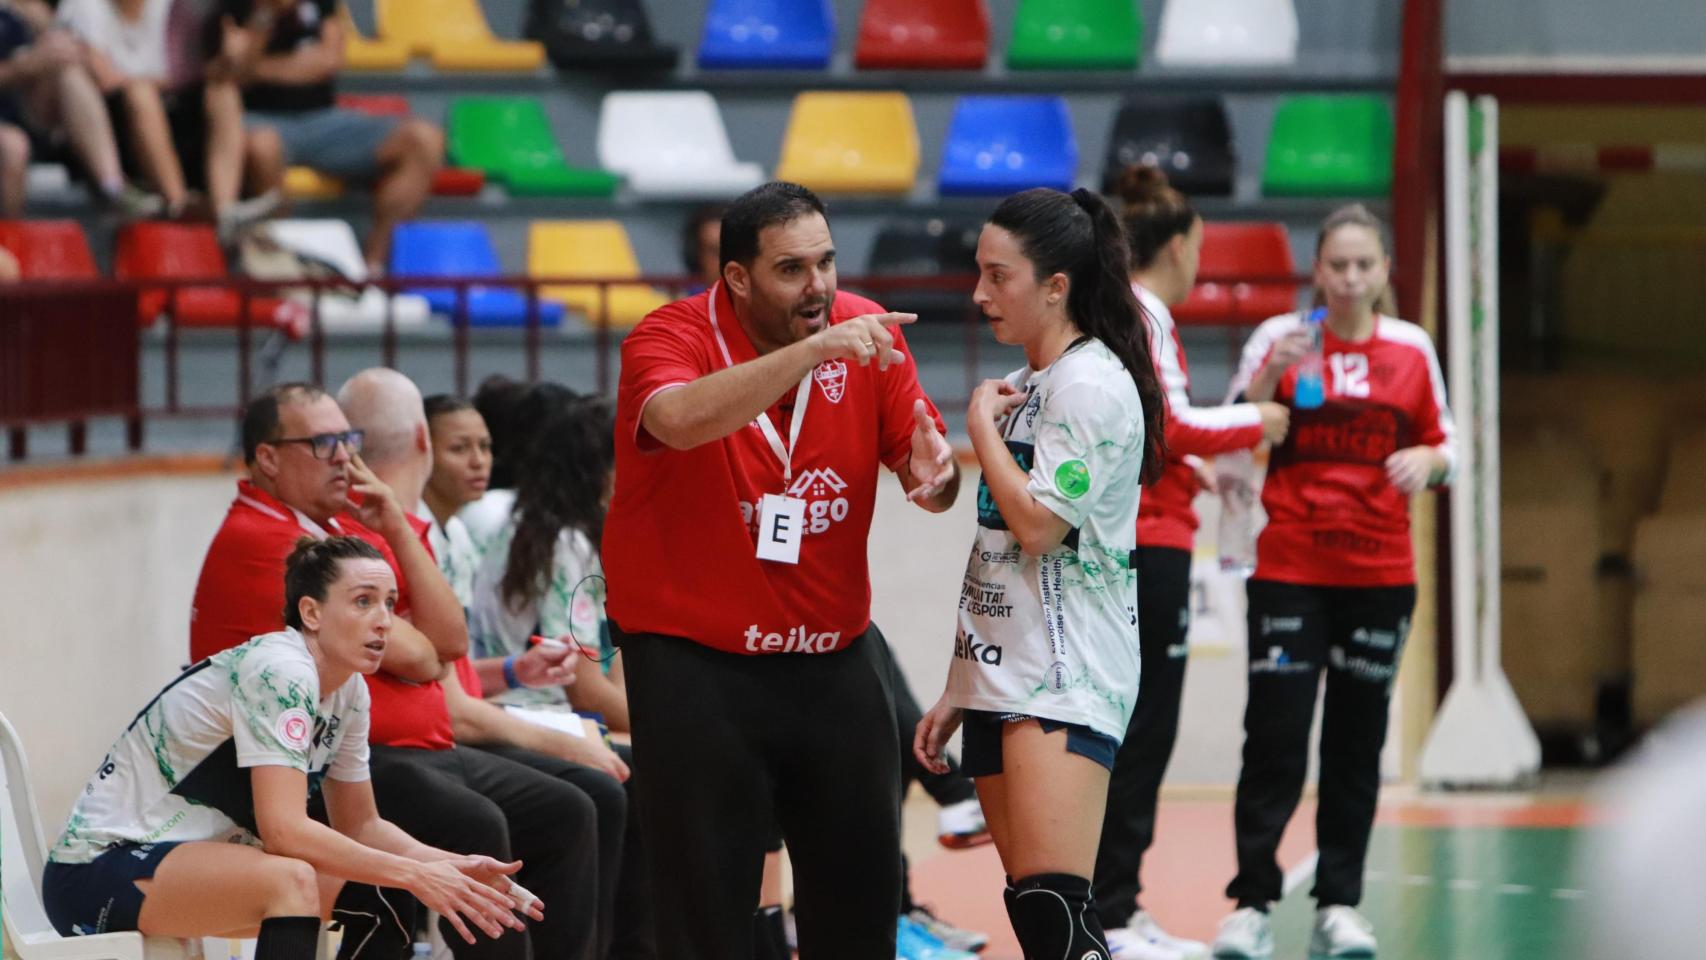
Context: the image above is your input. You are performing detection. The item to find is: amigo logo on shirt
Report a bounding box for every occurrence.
[276,707,312,751]
[744,624,842,653]
[738,467,853,537]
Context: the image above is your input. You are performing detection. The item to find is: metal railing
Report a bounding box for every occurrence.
[0,271,1305,461]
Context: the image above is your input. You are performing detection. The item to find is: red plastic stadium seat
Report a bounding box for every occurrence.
[432,167,486,196]
[854,0,989,70]
[115,223,301,334]
[0,220,99,279]
[1172,222,1299,325]
[336,93,413,117]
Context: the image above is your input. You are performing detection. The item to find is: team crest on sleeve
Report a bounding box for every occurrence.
[276,708,313,751]
[814,360,847,403]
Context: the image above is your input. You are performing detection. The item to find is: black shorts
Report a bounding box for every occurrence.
[960,710,1120,777]
[42,840,184,936]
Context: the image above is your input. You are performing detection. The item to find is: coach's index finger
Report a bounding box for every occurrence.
[866,311,917,328]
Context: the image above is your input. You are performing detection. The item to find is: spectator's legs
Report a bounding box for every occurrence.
[203,80,244,213]
[0,123,28,217]
[367,118,443,272]
[24,63,126,199]
[121,80,187,212]
[245,123,287,202]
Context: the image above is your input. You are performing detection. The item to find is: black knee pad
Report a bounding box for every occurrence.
[752,905,789,960]
[1008,873,1110,960]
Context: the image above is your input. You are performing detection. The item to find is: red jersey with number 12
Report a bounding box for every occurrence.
[1230,314,1455,587]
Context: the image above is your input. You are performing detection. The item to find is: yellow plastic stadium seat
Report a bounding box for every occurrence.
[376,0,545,72]
[339,5,410,70]
[774,92,919,195]
[527,220,670,330]
[284,166,345,199]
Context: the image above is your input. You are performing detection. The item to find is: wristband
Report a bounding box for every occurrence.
[502,654,521,690]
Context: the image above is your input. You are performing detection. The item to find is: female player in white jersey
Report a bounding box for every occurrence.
[1096,166,1291,960]
[43,537,540,959]
[1211,205,1454,959]
[916,186,1166,960]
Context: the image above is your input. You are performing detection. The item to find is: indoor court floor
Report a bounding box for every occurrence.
[905,784,1594,960]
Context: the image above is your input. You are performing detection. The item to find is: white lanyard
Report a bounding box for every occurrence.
[707,282,813,487]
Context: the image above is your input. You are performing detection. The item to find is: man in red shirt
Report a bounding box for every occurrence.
[188,383,596,960]
[604,181,961,959]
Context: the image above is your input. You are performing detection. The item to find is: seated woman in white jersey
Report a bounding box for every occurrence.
[43,536,541,959]
[915,187,1168,960]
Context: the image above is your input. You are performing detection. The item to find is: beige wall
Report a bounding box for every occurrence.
[0,469,235,832]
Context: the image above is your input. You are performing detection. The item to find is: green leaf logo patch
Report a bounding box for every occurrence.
[1054,459,1090,499]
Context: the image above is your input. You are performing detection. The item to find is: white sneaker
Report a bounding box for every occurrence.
[1107,926,1183,960]
[1309,906,1376,957]
[1211,908,1274,958]
[1108,912,1208,959]
[935,797,992,849]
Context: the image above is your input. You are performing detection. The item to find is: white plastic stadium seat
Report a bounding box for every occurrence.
[258,220,433,333]
[1,710,193,960]
[596,91,765,198]
[1155,0,1298,67]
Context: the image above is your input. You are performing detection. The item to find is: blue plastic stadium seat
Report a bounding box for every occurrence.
[937,96,1078,196]
[697,0,834,69]
[390,222,565,328]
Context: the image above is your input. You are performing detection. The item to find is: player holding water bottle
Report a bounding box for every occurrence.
[1211,204,1456,959]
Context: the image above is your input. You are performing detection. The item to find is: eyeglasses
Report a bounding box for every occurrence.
[269,430,364,460]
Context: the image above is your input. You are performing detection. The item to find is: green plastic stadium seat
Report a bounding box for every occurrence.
[447,98,619,197]
[1006,0,1140,71]
[1262,95,1394,197]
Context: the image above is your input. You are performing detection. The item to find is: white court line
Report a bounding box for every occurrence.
[1552,888,1586,900]
[1495,883,1534,895]
[1448,878,1483,891]
[1401,874,1435,886]
[1283,851,1320,896]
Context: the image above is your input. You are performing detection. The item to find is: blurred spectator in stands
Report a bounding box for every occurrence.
[55,0,282,235]
[215,0,443,272]
[680,202,725,293]
[0,0,141,215]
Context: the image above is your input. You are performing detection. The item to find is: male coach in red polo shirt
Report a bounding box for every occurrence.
[604,181,961,959]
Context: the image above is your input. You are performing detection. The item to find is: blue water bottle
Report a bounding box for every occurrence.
[1293,307,1327,409]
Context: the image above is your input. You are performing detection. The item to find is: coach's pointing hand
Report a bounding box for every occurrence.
[810,312,916,370]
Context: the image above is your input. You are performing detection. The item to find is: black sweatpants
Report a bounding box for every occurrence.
[1094,546,1193,928]
[1226,579,1416,909]
[362,744,603,960]
[473,743,639,959]
[616,624,903,960]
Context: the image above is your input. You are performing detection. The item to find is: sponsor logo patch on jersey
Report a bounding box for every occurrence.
[276,707,313,751]
[1054,459,1091,499]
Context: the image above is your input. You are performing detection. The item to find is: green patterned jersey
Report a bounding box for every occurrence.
[946,338,1144,740]
[469,520,609,707]
[50,631,371,864]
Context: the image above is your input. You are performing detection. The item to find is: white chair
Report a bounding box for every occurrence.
[1155,0,1298,67]
[257,220,433,333]
[1,710,192,960]
[596,91,765,198]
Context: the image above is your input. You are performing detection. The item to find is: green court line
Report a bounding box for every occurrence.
[1268,825,1590,960]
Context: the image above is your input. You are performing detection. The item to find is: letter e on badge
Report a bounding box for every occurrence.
[755,493,806,564]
